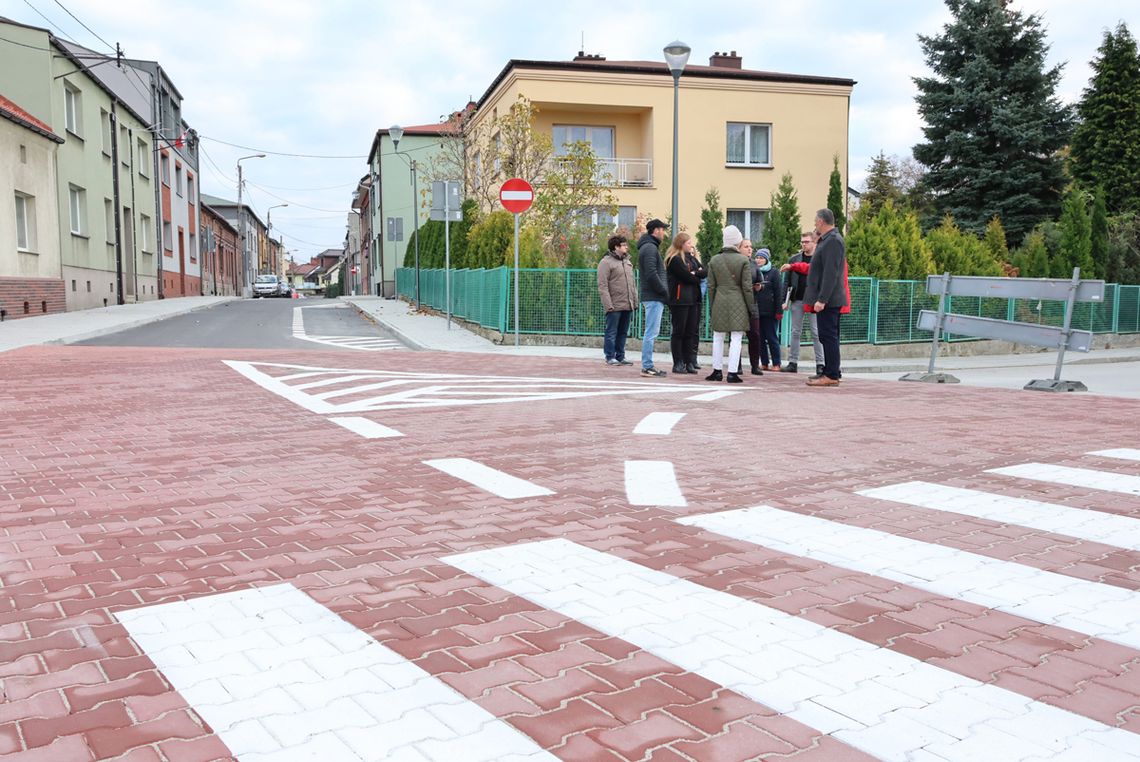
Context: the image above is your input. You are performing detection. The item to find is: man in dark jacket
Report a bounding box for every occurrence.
[781,231,824,375]
[803,209,848,386]
[637,218,669,377]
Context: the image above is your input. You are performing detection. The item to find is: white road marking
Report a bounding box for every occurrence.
[858,481,1140,552]
[292,306,401,351]
[327,417,403,439]
[225,361,712,415]
[988,463,1140,496]
[678,506,1140,650]
[444,539,1139,762]
[633,412,686,436]
[624,461,686,506]
[1089,448,1140,462]
[115,584,555,762]
[424,458,554,499]
[686,390,742,402]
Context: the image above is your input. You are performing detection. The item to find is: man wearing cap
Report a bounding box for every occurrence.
[705,225,757,383]
[637,218,670,377]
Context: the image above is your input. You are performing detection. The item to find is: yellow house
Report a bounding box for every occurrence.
[469,50,855,244]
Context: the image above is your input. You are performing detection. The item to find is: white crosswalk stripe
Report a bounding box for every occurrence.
[1089,448,1140,462]
[988,463,1140,496]
[444,539,1140,762]
[624,461,686,506]
[424,458,554,499]
[858,481,1140,552]
[116,584,556,761]
[678,505,1140,649]
[633,412,686,435]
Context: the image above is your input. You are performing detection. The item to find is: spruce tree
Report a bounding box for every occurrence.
[1087,186,1109,280]
[861,151,902,216]
[826,154,846,233]
[913,0,1072,245]
[761,172,801,260]
[1071,23,1140,213]
[1057,187,1093,278]
[696,187,722,261]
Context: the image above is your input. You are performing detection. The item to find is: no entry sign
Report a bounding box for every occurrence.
[499,178,534,214]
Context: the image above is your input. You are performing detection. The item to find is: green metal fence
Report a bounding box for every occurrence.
[396,268,1140,344]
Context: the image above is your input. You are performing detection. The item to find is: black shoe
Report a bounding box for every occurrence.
[685,363,699,374]
[726,372,743,383]
[750,366,763,376]
[810,364,824,379]
[672,363,687,374]
[689,360,701,370]
[704,369,723,382]
[781,362,798,373]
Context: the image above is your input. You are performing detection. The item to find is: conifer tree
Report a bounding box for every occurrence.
[1057,187,1093,278]
[1071,23,1140,213]
[913,0,1072,244]
[696,187,722,261]
[1089,186,1110,279]
[826,154,846,233]
[761,172,802,260]
[860,151,902,217]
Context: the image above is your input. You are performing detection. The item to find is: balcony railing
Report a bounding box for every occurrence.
[544,156,653,188]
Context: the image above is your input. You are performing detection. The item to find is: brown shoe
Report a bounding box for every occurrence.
[806,376,840,387]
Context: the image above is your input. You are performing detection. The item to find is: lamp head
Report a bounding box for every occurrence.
[663,40,691,74]
[389,124,404,151]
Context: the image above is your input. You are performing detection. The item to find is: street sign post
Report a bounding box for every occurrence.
[499,178,534,346]
[431,181,463,329]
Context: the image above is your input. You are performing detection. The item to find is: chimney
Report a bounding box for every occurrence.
[709,50,742,69]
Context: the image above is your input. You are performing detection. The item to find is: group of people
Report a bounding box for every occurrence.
[597,210,849,386]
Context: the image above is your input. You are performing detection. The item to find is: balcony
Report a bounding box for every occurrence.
[545,156,653,188]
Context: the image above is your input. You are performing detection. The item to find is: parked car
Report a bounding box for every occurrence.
[253,274,280,298]
[278,281,292,298]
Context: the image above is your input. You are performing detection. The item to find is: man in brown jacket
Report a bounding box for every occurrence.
[597,234,638,366]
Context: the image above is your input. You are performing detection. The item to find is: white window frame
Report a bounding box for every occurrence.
[15,192,34,251]
[186,174,195,205]
[139,214,153,253]
[160,153,170,186]
[68,185,86,235]
[120,125,130,166]
[100,109,112,155]
[64,83,81,137]
[175,164,183,197]
[726,208,767,245]
[162,220,172,252]
[552,124,616,158]
[725,122,772,167]
[105,198,116,244]
[137,139,149,176]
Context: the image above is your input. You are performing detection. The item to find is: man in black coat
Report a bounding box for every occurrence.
[804,208,847,387]
[636,219,669,377]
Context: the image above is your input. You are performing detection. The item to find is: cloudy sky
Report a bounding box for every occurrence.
[1,0,1134,261]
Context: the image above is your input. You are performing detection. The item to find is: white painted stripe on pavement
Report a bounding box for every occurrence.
[327,417,403,439]
[424,458,554,499]
[223,361,339,414]
[115,584,555,762]
[988,463,1140,496]
[624,460,686,506]
[633,412,686,436]
[858,481,1140,552]
[293,374,380,390]
[679,506,1140,649]
[444,539,1139,762]
[500,190,533,201]
[1089,448,1140,462]
[686,390,741,402]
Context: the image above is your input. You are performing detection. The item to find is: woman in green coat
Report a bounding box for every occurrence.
[705,225,759,383]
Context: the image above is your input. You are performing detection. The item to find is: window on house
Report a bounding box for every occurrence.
[472,150,482,189]
[137,138,148,176]
[726,208,767,244]
[492,133,501,175]
[175,164,183,197]
[187,175,195,203]
[726,123,771,166]
[68,185,86,235]
[189,232,197,263]
[105,198,116,244]
[139,214,152,252]
[120,125,130,165]
[160,154,170,185]
[552,125,615,158]
[64,83,82,136]
[15,193,35,251]
[100,109,112,155]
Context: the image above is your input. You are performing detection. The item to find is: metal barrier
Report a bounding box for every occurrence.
[395,267,1138,347]
[903,269,1106,391]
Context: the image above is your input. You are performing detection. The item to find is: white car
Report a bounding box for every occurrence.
[253,274,280,298]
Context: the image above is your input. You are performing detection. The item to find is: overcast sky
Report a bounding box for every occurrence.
[1,1,1134,261]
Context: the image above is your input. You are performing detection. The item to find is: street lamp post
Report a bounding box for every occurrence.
[236,153,266,296]
[389,125,420,311]
[663,40,691,236]
[267,203,288,279]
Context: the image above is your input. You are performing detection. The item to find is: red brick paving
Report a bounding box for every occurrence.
[1,344,1138,759]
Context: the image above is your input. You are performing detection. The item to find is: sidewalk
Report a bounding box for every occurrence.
[345,296,1140,398]
[0,296,237,353]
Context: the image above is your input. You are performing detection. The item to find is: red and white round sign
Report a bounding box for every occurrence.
[499,178,534,214]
